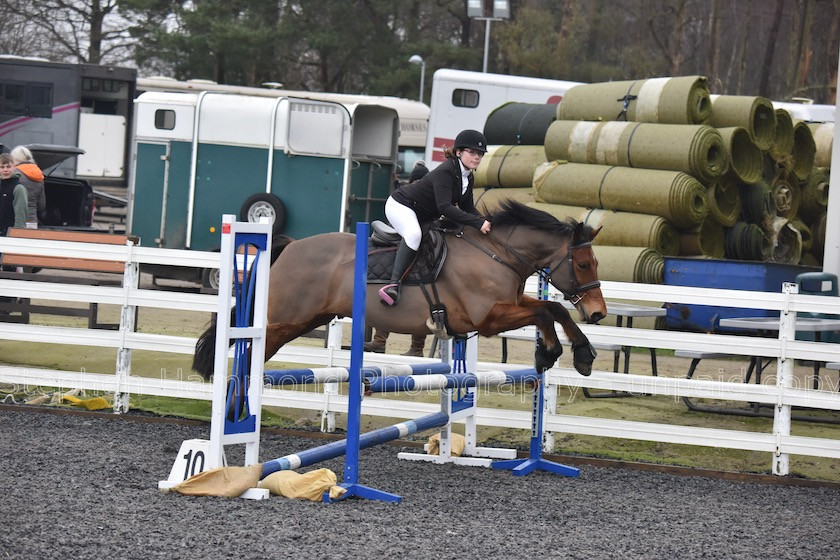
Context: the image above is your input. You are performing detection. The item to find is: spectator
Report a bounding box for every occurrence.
[10,146,46,228]
[0,153,28,235]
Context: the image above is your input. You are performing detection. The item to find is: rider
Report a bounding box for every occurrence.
[379,129,492,306]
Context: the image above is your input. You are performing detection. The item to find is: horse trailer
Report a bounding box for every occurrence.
[129,90,399,286]
[0,56,136,187]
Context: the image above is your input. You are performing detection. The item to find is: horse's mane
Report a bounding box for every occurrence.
[488,199,580,237]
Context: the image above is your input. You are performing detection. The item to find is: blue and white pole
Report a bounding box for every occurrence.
[261,411,449,476]
[366,369,538,393]
[263,362,453,385]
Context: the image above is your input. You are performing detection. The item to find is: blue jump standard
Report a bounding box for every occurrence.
[328,222,406,503]
[492,272,580,478]
[491,374,579,477]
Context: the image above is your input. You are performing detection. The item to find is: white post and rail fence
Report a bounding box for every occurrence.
[1,234,839,476]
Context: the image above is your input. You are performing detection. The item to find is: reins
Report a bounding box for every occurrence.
[448,225,600,304]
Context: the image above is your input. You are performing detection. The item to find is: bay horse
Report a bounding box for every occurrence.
[193,199,607,378]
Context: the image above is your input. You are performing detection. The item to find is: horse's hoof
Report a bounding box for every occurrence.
[534,339,562,373]
[572,343,597,376]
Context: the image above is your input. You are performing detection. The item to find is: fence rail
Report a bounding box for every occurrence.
[1,235,840,475]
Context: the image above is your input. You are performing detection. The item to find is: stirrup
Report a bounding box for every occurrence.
[379,284,400,306]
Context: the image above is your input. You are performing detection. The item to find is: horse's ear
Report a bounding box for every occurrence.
[590,226,602,240]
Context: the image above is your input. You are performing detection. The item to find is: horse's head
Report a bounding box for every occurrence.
[486,199,607,324]
[549,222,606,324]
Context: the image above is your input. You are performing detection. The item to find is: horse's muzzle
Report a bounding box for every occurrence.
[586,310,606,324]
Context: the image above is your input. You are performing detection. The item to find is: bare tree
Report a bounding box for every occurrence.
[0,2,43,56]
[757,0,785,97]
[0,0,133,64]
[648,0,690,75]
[705,0,722,91]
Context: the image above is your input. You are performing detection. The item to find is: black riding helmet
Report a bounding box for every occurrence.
[454,129,487,153]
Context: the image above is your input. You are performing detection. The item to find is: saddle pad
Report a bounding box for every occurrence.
[367,234,446,285]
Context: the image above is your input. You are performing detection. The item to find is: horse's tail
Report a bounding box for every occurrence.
[192,306,235,381]
[271,234,294,264]
[193,234,295,381]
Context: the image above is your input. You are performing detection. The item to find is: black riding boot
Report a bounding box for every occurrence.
[379,240,417,306]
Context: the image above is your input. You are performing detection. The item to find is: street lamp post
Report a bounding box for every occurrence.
[409,54,426,104]
[467,0,510,73]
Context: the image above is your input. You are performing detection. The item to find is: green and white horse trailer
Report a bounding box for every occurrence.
[128,91,398,286]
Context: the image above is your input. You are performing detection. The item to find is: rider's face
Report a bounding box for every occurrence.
[458,148,484,170]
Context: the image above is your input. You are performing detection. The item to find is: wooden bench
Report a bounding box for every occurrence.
[0,228,138,329]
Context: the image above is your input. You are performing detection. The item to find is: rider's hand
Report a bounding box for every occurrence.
[480,220,491,234]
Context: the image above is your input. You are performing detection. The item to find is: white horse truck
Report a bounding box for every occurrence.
[423,69,583,169]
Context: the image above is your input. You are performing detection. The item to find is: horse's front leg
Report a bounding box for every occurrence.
[476,302,564,373]
[518,296,596,376]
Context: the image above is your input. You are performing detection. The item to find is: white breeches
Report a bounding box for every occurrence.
[385,197,422,250]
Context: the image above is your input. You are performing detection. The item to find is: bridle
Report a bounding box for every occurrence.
[452,228,601,304]
[545,241,601,305]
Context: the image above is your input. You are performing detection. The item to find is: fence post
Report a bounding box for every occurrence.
[114,238,139,414]
[772,282,797,475]
[321,317,343,432]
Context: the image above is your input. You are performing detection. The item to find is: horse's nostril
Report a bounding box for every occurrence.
[589,311,606,324]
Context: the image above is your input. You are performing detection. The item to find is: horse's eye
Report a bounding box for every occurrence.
[578,261,590,270]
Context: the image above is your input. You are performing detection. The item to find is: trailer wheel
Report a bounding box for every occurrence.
[202,267,221,291]
[240,194,286,234]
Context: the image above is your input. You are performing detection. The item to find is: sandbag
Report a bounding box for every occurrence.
[426,433,465,456]
[474,145,547,188]
[527,202,680,256]
[258,468,346,502]
[556,76,711,124]
[532,161,708,229]
[709,95,776,151]
[484,102,557,145]
[544,120,727,182]
[168,464,262,498]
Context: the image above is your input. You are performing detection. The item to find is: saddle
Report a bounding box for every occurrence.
[366,221,447,284]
